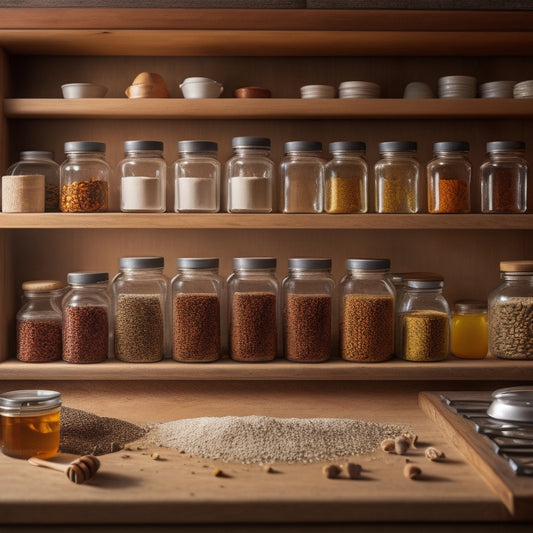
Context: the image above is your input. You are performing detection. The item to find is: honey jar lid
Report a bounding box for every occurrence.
[0,389,61,414]
[21,280,65,292]
[454,300,487,313]
[500,260,533,272]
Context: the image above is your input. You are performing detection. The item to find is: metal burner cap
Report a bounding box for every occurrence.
[487,386,533,424]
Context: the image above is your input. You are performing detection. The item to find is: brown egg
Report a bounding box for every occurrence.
[127,72,170,98]
[132,72,166,87]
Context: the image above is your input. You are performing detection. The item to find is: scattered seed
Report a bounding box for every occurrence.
[394,436,411,455]
[346,462,362,479]
[381,438,396,453]
[401,432,418,449]
[121,454,130,459]
[263,465,275,473]
[213,468,225,477]
[322,464,341,479]
[403,464,422,480]
[425,447,446,462]
[150,452,160,461]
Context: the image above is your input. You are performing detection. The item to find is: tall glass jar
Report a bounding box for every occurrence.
[281,141,324,213]
[339,258,395,362]
[374,141,421,213]
[118,140,166,213]
[62,272,110,364]
[16,280,64,363]
[489,260,533,359]
[282,258,334,363]
[171,257,224,362]
[324,141,368,213]
[228,257,278,362]
[8,151,60,211]
[60,141,109,212]
[173,141,220,213]
[112,257,169,363]
[226,137,273,213]
[451,300,488,359]
[427,141,471,213]
[398,280,451,362]
[480,141,528,213]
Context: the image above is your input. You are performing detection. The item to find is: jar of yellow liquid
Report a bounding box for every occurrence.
[451,301,488,359]
[0,390,61,459]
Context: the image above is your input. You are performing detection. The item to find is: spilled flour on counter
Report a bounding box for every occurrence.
[142,415,408,464]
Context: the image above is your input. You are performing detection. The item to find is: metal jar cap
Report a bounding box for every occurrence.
[64,141,106,153]
[433,141,469,152]
[406,279,444,290]
[124,140,164,152]
[346,258,390,271]
[328,141,366,153]
[486,141,525,152]
[233,257,276,270]
[232,137,270,149]
[20,151,55,160]
[0,390,61,414]
[453,300,487,313]
[67,272,109,285]
[21,280,65,292]
[177,257,219,270]
[284,141,322,153]
[119,256,165,269]
[500,260,533,272]
[178,141,218,153]
[378,141,417,153]
[288,258,332,270]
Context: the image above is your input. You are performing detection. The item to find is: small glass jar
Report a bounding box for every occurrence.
[374,141,421,213]
[227,257,278,362]
[226,137,273,213]
[118,140,166,213]
[480,141,528,213]
[62,272,110,364]
[339,258,395,362]
[60,141,109,212]
[324,141,368,214]
[282,258,334,363]
[489,260,533,359]
[398,280,451,362]
[112,257,169,363]
[8,151,60,211]
[16,280,64,363]
[427,141,471,214]
[173,141,220,213]
[281,141,324,213]
[451,300,488,359]
[171,257,224,362]
[0,389,61,459]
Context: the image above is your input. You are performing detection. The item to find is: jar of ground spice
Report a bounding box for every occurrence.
[282,258,334,363]
[228,257,278,362]
[427,141,471,214]
[339,258,395,363]
[113,257,169,363]
[60,141,109,213]
[480,141,528,213]
[16,280,65,363]
[488,260,533,360]
[171,257,224,362]
[62,272,110,364]
[374,141,421,213]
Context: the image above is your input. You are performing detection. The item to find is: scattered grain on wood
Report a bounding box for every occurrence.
[403,464,422,480]
[322,464,341,479]
[425,447,446,462]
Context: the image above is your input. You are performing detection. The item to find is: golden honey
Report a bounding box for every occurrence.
[451,301,488,359]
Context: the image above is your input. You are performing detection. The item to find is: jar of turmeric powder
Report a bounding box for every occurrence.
[427,141,471,214]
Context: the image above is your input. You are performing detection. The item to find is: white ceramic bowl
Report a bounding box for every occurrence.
[61,83,108,98]
[403,81,433,99]
[300,84,335,98]
[179,78,223,99]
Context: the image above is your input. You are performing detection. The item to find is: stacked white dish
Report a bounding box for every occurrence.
[438,75,477,98]
[513,80,533,99]
[338,81,380,99]
[300,85,335,99]
[403,81,433,99]
[479,80,516,98]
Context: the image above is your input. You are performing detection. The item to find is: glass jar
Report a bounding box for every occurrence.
[0,389,61,459]
[480,141,528,213]
[60,141,110,212]
[451,300,488,359]
[339,258,395,362]
[62,272,110,364]
[324,141,368,214]
[398,279,451,362]
[16,280,64,363]
[427,141,471,213]
[282,258,334,363]
[171,257,224,362]
[8,151,60,211]
[228,257,278,362]
[112,256,169,363]
[281,141,324,213]
[488,260,533,359]
[374,141,421,213]
[226,137,273,213]
[118,140,166,213]
[173,141,220,213]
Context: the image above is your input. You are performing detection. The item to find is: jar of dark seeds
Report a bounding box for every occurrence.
[228,257,278,362]
[113,257,168,363]
[282,258,334,363]
[488,260,533,359]
[16,280,65,363]
[339,259,395,363]
[62,272,110,364]
[171,257,224,362]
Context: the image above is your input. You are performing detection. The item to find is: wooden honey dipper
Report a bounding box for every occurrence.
[28,455,100,484]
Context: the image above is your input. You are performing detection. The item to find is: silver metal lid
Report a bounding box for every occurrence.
[454,300,487,313]
[433,141,469,152]
[233,257,276,270]
[378,141,417,153]
[486,141,525,152]
[0,389,61,413]
[346,258,390,271]
[232,137,270,149]
[119,256,164,269]
[329,141,366,153]
[67,272,109,285]
[64,141,105,153]
[406,279,443,289]
[288,258,332,270]
[178,141,218,153]
[20,151,55,160]
[488,387,533,424]
[177,257,219,269]
[124,140,163,152]
[284,141,322,153]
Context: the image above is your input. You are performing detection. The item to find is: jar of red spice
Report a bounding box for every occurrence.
[427,141,471,213]
[481,141,528,213]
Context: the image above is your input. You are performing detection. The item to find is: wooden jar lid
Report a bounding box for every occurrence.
[500,260,533,272]
[21,280,65,292]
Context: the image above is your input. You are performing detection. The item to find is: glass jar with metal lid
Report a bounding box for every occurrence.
[281,141,325,213]
[451,300,488,359]
[227,257,278,362]
[489,260,533,359]
[62,272,110,364]
[339,258,395,362]
[16,280,65,363]
[60,141,110,212]
[173,141,220,213]
[282,258,334,363]
[118,140,166,213]
[112,257,169,363]
[171,257,224,362]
